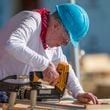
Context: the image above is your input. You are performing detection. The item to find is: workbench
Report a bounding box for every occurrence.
[0,99,110,110]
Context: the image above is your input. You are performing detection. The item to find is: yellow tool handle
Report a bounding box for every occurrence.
[29,62,69,94]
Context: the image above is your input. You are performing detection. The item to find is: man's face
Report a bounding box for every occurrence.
[46,20,70,48]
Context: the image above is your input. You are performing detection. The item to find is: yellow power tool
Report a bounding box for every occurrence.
[29,62,69,99]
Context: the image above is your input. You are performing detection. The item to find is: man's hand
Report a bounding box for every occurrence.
[43,63,59,86]
[76,92,99,104]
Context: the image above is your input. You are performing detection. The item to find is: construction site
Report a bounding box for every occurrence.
[0,0,110,110]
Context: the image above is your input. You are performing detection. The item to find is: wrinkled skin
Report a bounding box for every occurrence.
[76,92,99,104]
[43,63,59,86]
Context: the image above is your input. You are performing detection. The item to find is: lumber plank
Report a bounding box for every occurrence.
[0,103,8,110]
[1,99,110,110]
[13,104,30,110]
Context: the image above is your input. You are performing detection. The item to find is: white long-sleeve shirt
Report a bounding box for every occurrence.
[0,11,84,98]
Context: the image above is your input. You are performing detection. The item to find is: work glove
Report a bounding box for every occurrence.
[43,63,59,86]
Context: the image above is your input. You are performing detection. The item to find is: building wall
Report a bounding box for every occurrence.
[76,0,110,54]
[0,0,11,27]
[38,0,71,12]
[0,0,21,27]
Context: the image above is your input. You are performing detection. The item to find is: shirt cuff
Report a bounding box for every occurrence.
[74,90,85,98]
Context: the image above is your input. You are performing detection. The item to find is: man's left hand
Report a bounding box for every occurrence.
[76,92,99,104]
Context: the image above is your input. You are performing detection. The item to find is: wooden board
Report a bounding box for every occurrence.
[37,99,110,110]
[0,103,8,110]
[0,103,52,110]
[59,99,110,110]
[1,99,110,110]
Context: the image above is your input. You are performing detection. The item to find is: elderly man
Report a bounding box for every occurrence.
[0,3,98,104]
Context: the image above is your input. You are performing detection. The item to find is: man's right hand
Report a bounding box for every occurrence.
[43,63,59,86]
